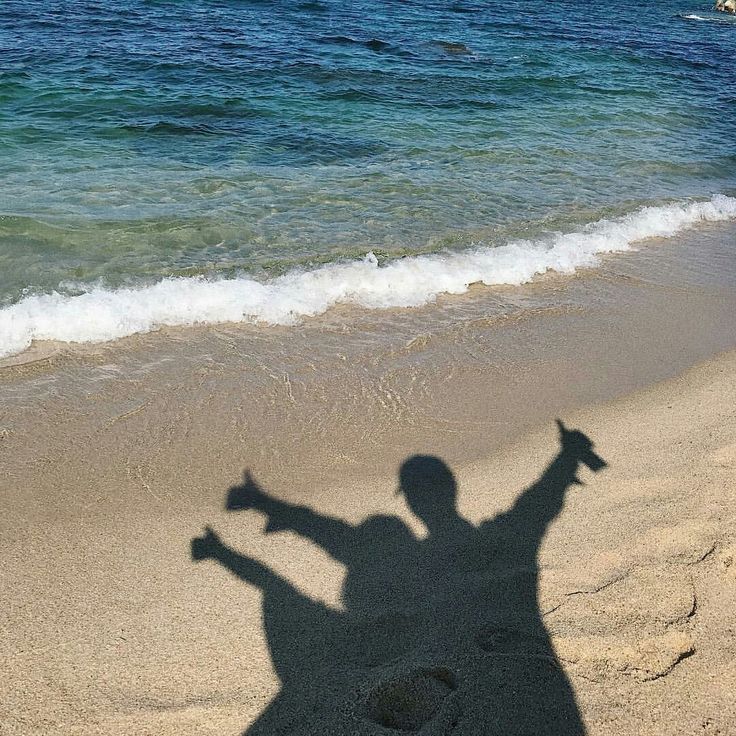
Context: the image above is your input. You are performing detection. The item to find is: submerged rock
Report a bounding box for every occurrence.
[433,40,472,55]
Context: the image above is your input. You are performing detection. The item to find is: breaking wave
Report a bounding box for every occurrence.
[2,195,735,359]
[679,12,735,22]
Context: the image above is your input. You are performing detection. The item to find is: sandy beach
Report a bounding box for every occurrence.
[3,3,736,733]
[2,222,736,735]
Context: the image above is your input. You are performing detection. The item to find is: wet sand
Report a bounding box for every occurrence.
[1,222,736,734]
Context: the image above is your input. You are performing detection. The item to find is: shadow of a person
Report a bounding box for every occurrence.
[191,525,350,734]
[191,419,606,734]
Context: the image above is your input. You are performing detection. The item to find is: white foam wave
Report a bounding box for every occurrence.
[2,195,735,359]
[680,12,733,22]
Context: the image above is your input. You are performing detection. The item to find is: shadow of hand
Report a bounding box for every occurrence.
[556,419,607,474]
[191,526,222,561]
[227,470,266,511]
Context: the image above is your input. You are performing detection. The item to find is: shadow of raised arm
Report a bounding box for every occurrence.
[191,525,345,698]
[501,419,607,539]
[225,470,355,564]
[192,525,297,596]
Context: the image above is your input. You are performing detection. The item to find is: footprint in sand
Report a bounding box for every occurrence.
[717,541,736,578]
[475,626,552,658]
[554,630,695,682]
[364,667,457,731]
[544,568,697,682]
[712,442,736,468]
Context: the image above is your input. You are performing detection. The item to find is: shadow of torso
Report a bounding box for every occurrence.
[195,423,603,734]
[249,515,581,735]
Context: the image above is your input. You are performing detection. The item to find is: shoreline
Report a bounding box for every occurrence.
[2,218,735,487]
[1,221,736,734]
[2,194,735,364]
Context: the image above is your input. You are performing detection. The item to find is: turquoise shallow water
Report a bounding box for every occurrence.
[0,0,735,355]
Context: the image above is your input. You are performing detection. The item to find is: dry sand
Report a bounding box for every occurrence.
[1,346,735,735]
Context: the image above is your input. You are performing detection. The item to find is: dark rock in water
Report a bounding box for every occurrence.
[365,38,390,52]
[321,35,391,53]
[434,40,472,55]
[449,3,476,13]
[296,0,327,10]
[322,35,360,46]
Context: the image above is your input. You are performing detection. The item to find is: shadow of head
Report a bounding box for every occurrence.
[398,455,459,527]
[556,419,607,473]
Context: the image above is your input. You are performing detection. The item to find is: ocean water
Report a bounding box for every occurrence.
[1,0,735,357]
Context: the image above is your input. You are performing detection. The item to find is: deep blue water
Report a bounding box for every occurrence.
[0,0,735,354]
